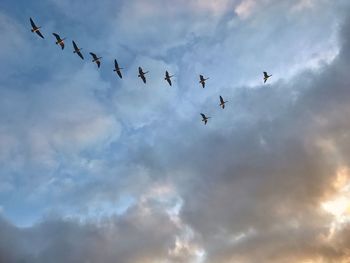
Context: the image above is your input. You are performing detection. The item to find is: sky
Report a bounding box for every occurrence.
[1,0,350,262]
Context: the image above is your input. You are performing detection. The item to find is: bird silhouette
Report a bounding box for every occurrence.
[164,71,174,86]
[90,52,102,68]
[263,72,272,83]
[113,59,123,79]
[138,67,148,84]
[72,41,84,59]
[52,33,66,49]
[219,96,228,109]
[30,18,44,39]
[199,75,209,88]
[200,113,210,125]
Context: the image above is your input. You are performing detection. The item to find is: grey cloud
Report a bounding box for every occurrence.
[0,194,183,263]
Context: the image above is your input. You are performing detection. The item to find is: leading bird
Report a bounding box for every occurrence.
[164,71,174,86]
[200,113,210,125]
[199,75,209,88]
[52,33,66,49]
[263,72,272,83]
[30,18,44,39]
[138,67,148,84]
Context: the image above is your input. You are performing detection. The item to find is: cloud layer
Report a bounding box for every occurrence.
[1,0,350,262]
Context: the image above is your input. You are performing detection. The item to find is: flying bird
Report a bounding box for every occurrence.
[72,41,84,59]
[90,52,102,68]
[164,71,174,86]
[52,33,65,49]
[30,18,44,39]
[219,96,228,109]
[200,113,210,125]
[113,59,123,79]
[138,67,148,84]
[201,113,210,124]
[199,75,209,88]
[263,72,272,83]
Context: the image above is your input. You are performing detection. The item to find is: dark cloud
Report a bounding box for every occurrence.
[0,198,181,263]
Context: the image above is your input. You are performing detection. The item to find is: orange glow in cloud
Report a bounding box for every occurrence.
[321,167,350,238]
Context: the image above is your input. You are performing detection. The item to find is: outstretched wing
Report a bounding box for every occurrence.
[90,52,97,60]
[200,75,204,81]
[96,60,101,68]
[141,75,146,83]
[52,33,60,41]
[36,30,44,39]
[59,41,64,50]
[30,18,36,28]
[77,50,84,59]
[263,72,268,78]
[200,113,206,119]
[220,96,224,104]
[114,59,118,69]
[166,78,172,86]
[138,67,143,74]
[117,70,122,79]
[72,41,78,51]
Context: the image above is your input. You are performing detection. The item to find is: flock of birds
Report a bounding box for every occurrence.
[30,17,273,125]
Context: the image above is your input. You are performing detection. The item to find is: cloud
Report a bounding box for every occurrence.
[1,0,350,262]
[235,0,257,19]
[0,182,205,263]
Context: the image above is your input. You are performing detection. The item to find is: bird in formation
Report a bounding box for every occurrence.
[219,96,228,109]
[52,33,66,49]
[199,74,209,88]
[200,113,210,125]
[164,71,174,86]
[263,72,272,83]
[30,18,44,39]
[90,52,102,68]
[72,41,84,60]
[138,67,148,84]
[113,59,123,79]
[29,18,274,126]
